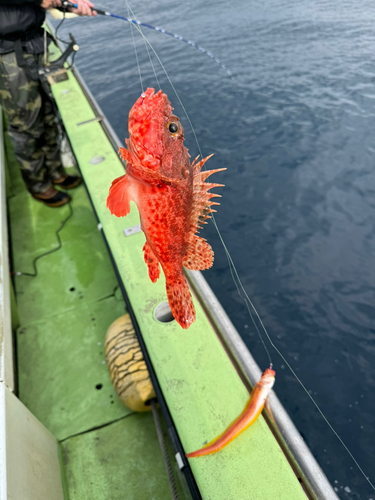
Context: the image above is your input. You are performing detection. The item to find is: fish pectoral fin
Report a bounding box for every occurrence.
[183,235,214,271]
[107,174,131,217]
[143,242,160,283]
[166,274,195,329]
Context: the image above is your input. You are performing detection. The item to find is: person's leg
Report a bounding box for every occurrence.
[39,79,66,182]
[0,51,74,207]
[41,93,82,190]
[0,51,54,192]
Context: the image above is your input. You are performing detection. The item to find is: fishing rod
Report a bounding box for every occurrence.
[58,0,232,77]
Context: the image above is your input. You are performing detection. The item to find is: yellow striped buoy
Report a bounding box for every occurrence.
[105,314,156,412]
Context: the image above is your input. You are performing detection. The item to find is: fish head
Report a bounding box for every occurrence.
[260,368,276,390]
[127,88,191,180]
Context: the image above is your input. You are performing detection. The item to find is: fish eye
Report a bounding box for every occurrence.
[167,121,179,135]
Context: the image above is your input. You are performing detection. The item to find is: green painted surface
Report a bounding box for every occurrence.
[52,73,307,499]
[61,413,183,500]
[17,296,130,440]
[7,150,131,439]
[9,184,98,266]
[10,187,119,325]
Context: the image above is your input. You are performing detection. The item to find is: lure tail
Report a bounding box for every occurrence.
[186,368,275,458]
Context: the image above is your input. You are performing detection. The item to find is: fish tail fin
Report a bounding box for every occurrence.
[165,273,196,329]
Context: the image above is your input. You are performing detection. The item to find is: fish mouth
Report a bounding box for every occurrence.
[131,88,172,123]
[132,88,165,116]
[139,88,157,105]
[128,88,173,169]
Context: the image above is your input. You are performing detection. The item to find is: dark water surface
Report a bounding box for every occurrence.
[54,1,375,497]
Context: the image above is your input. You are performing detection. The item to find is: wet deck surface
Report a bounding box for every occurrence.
[5,133,184,499]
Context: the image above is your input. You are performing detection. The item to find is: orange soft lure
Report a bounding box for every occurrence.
[107,88,225,329]
[186,368,275,458]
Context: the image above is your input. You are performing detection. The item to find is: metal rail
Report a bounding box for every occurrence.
[69,61,339,500]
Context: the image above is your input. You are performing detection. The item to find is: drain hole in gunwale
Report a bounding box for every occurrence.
[154,301,175,324]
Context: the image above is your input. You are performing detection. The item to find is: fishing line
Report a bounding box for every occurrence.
[142,38,161,91]
[207,158,375,490]
[60,1,233,78]
[126,4,144,94]
[120,9,375,491]
[219,232,273,367]
[119,10,203,167]
[116,8,275,371]
[114,0,273,367]
[125,2,161,91]
[210,217,375,490]
[120,4,289,368]
[107,11,233,78]
[100,12,232,79]
[130,36,274,366]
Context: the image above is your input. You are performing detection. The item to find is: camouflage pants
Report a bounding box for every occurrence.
[0,51,64,194]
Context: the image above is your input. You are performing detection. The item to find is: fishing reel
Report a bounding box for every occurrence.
[57,1,105,14]
[57,0,105,15]
[58,0,78,11]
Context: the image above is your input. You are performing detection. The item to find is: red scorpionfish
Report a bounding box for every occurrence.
[107,88,225,329]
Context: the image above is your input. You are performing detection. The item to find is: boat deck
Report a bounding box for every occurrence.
[5,133,187,499]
